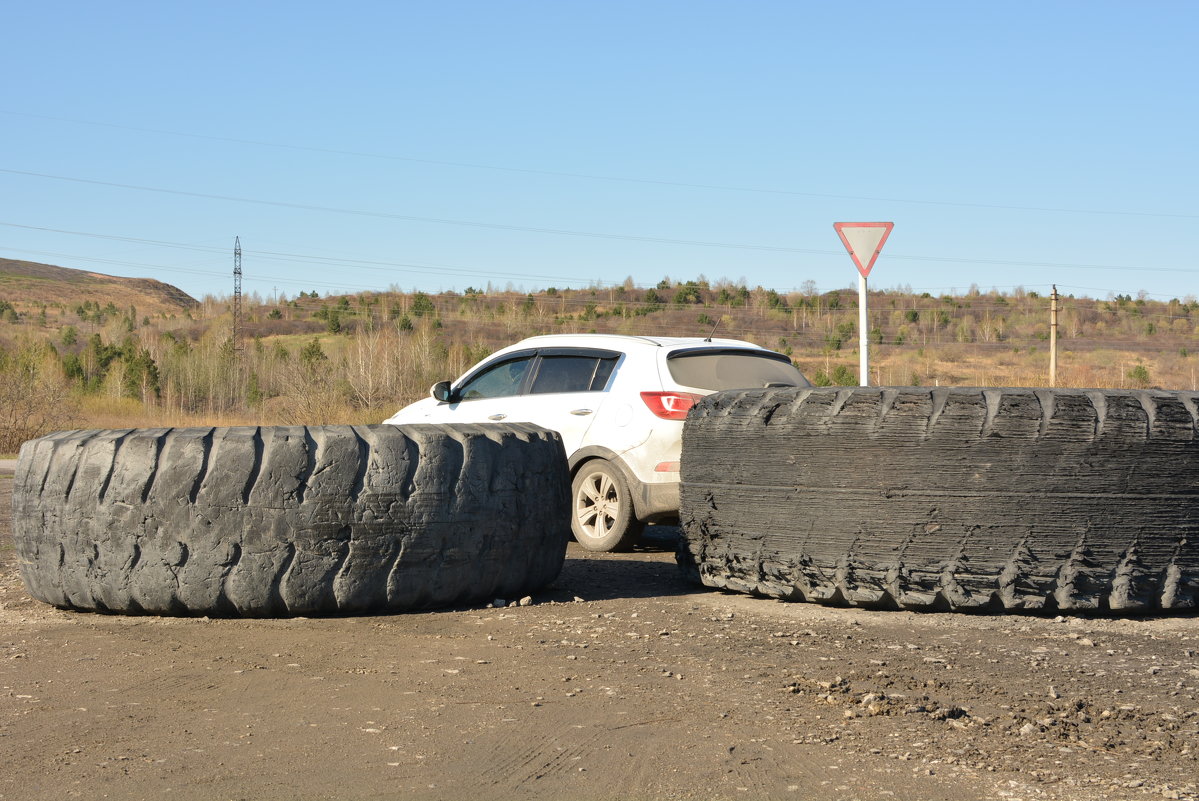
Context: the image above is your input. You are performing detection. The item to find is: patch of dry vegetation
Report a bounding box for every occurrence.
[1,269,1196,447]
[0,258,197,317]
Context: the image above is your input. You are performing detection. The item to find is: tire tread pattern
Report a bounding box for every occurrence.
[13,423,570,616]
[679,387,1199,613]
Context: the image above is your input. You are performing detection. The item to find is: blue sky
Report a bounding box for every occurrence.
[1,1,1195,303]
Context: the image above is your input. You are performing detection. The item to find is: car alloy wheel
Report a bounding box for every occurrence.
[570,460,643,552]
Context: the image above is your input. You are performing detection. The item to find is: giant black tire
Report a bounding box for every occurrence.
[12,423,570,617]
[679,387,1199,614]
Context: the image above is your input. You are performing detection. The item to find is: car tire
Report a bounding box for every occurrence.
[12,423,571,617]
[679,386,1199,614]
[570,459,644,553]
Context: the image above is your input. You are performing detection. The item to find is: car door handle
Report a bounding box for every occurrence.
[570,409,593,416]
[488,414,506,421]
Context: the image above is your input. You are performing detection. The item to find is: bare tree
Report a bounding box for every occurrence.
[0,339,78,453]
[345,326,388,412]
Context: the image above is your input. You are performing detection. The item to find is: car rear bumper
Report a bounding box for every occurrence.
[570,447,681,524]
[633,476,679,524]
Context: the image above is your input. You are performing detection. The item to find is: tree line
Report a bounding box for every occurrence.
[0,279,1194,451]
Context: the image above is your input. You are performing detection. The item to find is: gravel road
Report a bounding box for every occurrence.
[2,466,1197,800]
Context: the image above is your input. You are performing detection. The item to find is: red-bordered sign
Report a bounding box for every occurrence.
[833,222,894,278]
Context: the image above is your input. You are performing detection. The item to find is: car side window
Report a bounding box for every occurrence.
[457,357,533,401]
[530,355,617,394]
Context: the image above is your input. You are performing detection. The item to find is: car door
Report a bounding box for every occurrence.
[439,352,536,424]
[514,349,620,455]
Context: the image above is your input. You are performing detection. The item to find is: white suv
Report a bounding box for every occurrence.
[384,334,810,551]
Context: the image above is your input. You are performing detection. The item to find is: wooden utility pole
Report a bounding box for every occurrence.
[1050,285,1059,387]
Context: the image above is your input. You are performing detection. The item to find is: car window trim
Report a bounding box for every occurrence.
[535,347,622,360]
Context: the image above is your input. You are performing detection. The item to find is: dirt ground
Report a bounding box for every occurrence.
[2,467,1197,801]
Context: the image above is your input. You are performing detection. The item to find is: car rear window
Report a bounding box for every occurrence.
[530,355,618,394]
[666,350,809,391]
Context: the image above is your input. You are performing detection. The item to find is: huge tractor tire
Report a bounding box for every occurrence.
[678,387,1199,614]
[12,423,570,617]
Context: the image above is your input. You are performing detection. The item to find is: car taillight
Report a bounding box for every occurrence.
[640,391,705,420]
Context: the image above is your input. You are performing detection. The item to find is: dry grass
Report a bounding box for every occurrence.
[64,344,1199,433]
[0,258,196,316]
[73,397,259,430]
[806,344,1190,391]
[6,272,1199,442]
[72,396,394,430]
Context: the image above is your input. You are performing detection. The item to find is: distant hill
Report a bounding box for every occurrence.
[0,258,197,315]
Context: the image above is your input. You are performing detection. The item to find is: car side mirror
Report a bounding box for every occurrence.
[430,381,455,403]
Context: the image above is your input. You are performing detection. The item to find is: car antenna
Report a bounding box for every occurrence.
[704,316,720,342]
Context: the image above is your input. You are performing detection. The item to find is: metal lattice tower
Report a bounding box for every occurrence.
[233,236,243,351]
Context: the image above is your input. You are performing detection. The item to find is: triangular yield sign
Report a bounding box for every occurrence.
[834,222,894,278]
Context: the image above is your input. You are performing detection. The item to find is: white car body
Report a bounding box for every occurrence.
[384,333,809,550]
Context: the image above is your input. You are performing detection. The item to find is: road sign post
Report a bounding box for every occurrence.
[858,271,868,385]
[833,222,894,386]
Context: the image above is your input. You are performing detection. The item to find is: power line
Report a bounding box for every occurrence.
[0,245,606,294]
[0,168,833,255]
[0,200,1191,278]
[0,247,440,296]
[3,109,1195,220]
[7,242,1199,311]
[11,230,1199,314]
[0,223,605,286]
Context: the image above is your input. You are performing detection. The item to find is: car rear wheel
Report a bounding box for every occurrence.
[571,460,643,552]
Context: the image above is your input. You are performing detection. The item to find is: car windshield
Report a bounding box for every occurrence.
[666,350,809,391]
